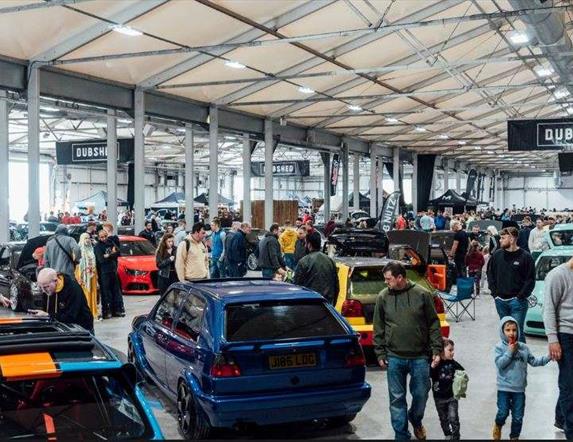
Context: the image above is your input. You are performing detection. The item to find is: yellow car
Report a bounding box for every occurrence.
[334,256,450,350]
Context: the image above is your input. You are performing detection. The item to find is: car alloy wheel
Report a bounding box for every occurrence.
[177,382,210,440]
[9,283,19,312]
[247,253,258,271]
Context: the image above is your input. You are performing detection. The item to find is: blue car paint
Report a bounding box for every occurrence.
[58,361,123,372]
[131,279,371,430]
[135,386,164,440]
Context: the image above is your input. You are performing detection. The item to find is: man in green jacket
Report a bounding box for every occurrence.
[373,262,443,440]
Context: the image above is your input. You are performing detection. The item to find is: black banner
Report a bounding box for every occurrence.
[476,173,484,201]
[508,118,573,151]
[251,160,310,177]
[489,175,495,201]
[379,191,401,233]
[56,139,134,164]
[330,154,340,196]
[465,169,478,198]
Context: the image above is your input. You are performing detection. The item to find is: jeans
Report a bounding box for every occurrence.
[387,357,431,440]
[261,268,275,278]
[434,397,460,439]
[557,333,573,439]
[468,270,481,296]
[227,262,246,278]
[284,253,295,270]
[494,297,528,343]
[209,258,221,279]
[495,391,525,439]
[99,271,125,314]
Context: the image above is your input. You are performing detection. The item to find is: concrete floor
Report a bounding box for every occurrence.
[2,287,566,439]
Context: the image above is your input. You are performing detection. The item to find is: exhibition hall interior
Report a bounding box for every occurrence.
[0,0,572,440]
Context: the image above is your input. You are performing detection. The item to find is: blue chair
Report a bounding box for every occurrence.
[439,277,476,322]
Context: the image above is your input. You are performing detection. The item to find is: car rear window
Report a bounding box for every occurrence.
[549,230,573,247]
[349,267,386,298]
[536,255,572,280]
[225,300,346,342]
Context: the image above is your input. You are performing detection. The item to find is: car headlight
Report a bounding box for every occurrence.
[528,295,538,308]
[125,268,148,276]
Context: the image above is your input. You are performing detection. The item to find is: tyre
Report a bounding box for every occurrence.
[128,341,151,384]
[177,382,211,440]
[247,252,258,271]
[9,283,22,312]
[328,414,357,427]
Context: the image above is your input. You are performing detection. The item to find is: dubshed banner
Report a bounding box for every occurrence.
[330,153,340,196]
[56,139,134,164]
[251,160,310,177]
[379,191,401,233]
[465,169,478,198]
[508,118,573,151]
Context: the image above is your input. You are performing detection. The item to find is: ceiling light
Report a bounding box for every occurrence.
[508,31,529,45]
[118,118,131,124]
[385,117,399,123]
[566,107,573,115]
[487,150,495,154]
[458,140,466,145]
[534,65,554,77]
[298,86,315,94]
[224,60,246,69]
[438,134,449,139]
[112,25,143,37]
[347,104,363,112]
[40,106,59,112]
[554,88,570,99]
[161,145,171,149]
[474,146,481,150]
[414,126,427,132]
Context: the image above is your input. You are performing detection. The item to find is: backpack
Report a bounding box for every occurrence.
[452,370,469,400]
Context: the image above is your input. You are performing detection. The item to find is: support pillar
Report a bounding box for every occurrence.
[27,65,41,238]
[185,124,194,222]
[393,147,400,193]
[0,91,8,242]
[443,164,449,192]
[106,109,118,228]
[353,154,360,212]
[455,166,462,193]
[134,88,145,233]
[369,147,377,218]
[322,152,331,222]
[242,134,251,223]
[264,119,273,228]
[377,156,383,215]
[412,153,418,213]
[341,143,349,220]
[209,105,219,223]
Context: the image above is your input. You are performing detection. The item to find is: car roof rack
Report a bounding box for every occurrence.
[0,318,96,355]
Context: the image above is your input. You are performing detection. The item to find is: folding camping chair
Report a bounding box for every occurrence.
[439,277,476,322]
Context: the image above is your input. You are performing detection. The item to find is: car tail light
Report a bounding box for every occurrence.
[341,299,364,317]
[434,296,445,314]
[345,344,366,367]
[210,354,241,378]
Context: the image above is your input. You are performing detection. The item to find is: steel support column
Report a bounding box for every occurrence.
[353,154,360,212]
[209,105,219,223]
[341,143,349,220]
[455,167,462,193]
[322,152,331,222]
[185,124,194,223]
[443,165,450,192]
[0,91,8,243]
[369,147,377,218]
[106,109,118,229]
[393,147,400,193]
[264,119,273,228]
[242,133,251,223]
[27,65,41,238]
[377,156,384,216]
[134,88,145,233]
[412,153,418,213]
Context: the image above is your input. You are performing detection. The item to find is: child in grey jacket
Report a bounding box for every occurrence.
[493,316,551,440]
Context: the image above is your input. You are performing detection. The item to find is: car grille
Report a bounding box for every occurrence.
[362,304,375,324]
[150,271,158,288]
[526,321,545,330]
[127,283,149,291]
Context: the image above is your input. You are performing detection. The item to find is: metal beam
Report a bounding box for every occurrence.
[32,0,169,62]
[0,91,8,242]
[27,65,41,238]
[134,88,145,233]
[322,151,331,222]
[0,0,93,15]
[138,0,335,88]
[106,109,118,228]
[209,105,219,222]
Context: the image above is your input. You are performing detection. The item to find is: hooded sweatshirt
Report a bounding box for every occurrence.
[44,225,80,277]
[373,281,443,362]
[279,228,298,254]
[495,316,550,393]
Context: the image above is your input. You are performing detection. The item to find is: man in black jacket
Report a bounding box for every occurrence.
[94,228,125,319]
[139,221,157,247]
[31,267,94,333]
[293,226,308,266]
[487,226,535,343]
[517,216,533,252]
[294,231,338,303]
[227,223,251,277]
[258,223,286,279]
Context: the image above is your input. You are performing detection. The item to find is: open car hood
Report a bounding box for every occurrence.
[328,228,388,254]
[387,230,430,263]
[17,235,52,270]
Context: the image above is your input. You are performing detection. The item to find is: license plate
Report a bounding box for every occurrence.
[268,352,316,370]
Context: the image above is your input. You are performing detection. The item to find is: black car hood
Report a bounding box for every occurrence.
[18,235,52,269]
[328,228,388,254]
[387,230,430,263]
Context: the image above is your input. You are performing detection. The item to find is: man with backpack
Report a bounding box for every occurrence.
[44,224,79,277]
[175,222,209,281]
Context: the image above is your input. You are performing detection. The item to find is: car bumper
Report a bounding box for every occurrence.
[119,275,159,295]
[524,306,546,337]
[352,321,450,347]
[196,383,371,428]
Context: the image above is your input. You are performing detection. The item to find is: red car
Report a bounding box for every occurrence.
[117,236,159,295]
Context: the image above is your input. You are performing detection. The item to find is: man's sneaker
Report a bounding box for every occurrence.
[492,423,502,440]
[413,425,426,440]
[554,421,565,432]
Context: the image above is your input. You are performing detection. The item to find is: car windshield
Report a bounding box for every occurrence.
[549,230,573,247]
[349,267,386,298]
[120,240,155,256]
[225,300,346,342]
[536,255,572,280]
[0,373,152,440]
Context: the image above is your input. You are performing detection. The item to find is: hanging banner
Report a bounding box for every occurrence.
[476,174,484,201]
[251,160,310,177]
[330,153,340,196]
[379,191,401,233]
[508,118,573,151]
[56,139,134,164]
[489,175,495,201]
[465,169,478,198]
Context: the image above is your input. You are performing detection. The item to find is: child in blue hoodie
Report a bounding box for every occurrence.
[493,316,551,440]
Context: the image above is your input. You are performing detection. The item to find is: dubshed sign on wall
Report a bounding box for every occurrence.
[56,139,134,164]
[251,160,310,177]
[508,118,573,151]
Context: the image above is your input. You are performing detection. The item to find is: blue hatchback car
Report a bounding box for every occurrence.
[128,278,371,439]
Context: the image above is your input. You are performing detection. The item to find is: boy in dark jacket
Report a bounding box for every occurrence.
[431,338,465,440]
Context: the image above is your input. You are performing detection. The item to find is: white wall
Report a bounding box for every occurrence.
[504,174,573,210]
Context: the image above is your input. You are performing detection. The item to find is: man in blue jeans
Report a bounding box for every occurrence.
[487,227,535,343]
[373,262,443,440]
[544,258,573,438]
